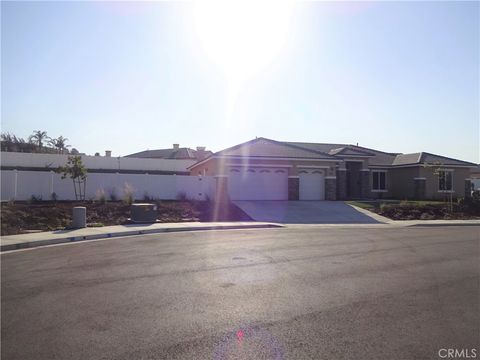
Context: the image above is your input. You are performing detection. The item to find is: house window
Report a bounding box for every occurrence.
[438,170,453,191]
[372,171,387,191]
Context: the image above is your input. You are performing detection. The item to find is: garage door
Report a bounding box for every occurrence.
[299,169,325,200]
[228,167,288,200]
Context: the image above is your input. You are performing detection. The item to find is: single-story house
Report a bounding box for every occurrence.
[188,137,477,201]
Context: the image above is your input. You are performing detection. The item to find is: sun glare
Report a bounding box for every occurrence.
[193,0,294,85]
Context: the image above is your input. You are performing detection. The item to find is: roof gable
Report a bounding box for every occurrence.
[284,141,397,165]
[328,147,375,157]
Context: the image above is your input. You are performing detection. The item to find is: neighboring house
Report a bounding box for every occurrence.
[1,151,194,175]
[125,144,212,161]
[188,137,476,201]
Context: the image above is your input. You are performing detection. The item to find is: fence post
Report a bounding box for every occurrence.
[50,170,54,197]
[13,169,18,201]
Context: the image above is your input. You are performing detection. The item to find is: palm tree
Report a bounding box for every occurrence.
[29,130,49,150]
[54,136,70,154]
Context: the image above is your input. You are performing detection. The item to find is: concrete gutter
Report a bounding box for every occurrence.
[1,222,283,252]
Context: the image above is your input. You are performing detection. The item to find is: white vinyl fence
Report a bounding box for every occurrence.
[1,170,216,201]
[1,152,195,173]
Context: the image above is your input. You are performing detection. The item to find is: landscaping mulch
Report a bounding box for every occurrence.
[377,203,479,221]
[1,200,252,236]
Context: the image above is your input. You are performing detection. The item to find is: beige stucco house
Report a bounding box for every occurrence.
[188,137,476,201]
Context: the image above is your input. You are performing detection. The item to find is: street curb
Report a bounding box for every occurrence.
[0,223,283,252]
[408,223,480,227]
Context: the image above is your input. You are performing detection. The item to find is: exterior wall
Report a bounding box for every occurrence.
[336,169,347,200]
[419,167,471,200]
[1,152,194,174]
[190,157,340,201]
[413,178,426,199]
[465,179,472,198]
[368,169,394,199]
[288,177,299,200]
[189,158,218,176]
[0,170,215,201]
[360,170,370,198]
[388,167,420,199]
[190,157,339,178]
[325,178,337,200]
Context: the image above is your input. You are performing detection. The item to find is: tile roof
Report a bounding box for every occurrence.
[190,138,476,169]
[125,148,212,160]
[393,152,477,167]
[391,153,422,166]
[215,138,338,159]
[285,141,398,166]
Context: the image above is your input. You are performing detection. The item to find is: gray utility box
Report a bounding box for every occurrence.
[72,207,87,228]
[130,203,158,223]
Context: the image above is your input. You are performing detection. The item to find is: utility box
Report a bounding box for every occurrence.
[72,207,87,228]
[130,203,158,223]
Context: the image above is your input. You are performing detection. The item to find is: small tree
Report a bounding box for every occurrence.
[57,156,88,201]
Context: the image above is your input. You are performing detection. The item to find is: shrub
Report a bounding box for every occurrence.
[29,194,43,203]
[176,191,188,201]
[107,187,118,202]
[95,189,107,204]
[379,203,392,213]
[457,191,480,215]
[143,192,153,202]
[123,183,135,205]
[50,192,58,202]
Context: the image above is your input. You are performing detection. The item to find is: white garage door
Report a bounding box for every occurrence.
[299,169,325,200]
[228,167,288,200]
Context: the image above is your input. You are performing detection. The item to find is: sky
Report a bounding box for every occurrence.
[1,1,479,162]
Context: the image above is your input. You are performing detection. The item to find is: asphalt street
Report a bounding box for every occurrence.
[2,226,479,360]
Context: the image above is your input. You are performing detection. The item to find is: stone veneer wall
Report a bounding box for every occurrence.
[360,171,370,199]
[414,179,426,200]
[336,170,347,200]
[325,178,337,200]
[288,177,299,200]
[465,179,472,198]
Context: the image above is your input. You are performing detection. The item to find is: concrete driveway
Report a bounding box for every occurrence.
[234,201,382,224]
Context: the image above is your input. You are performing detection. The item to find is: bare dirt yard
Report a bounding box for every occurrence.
[1,200,252,236]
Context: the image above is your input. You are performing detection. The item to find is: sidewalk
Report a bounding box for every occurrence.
[0,222,283,252]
